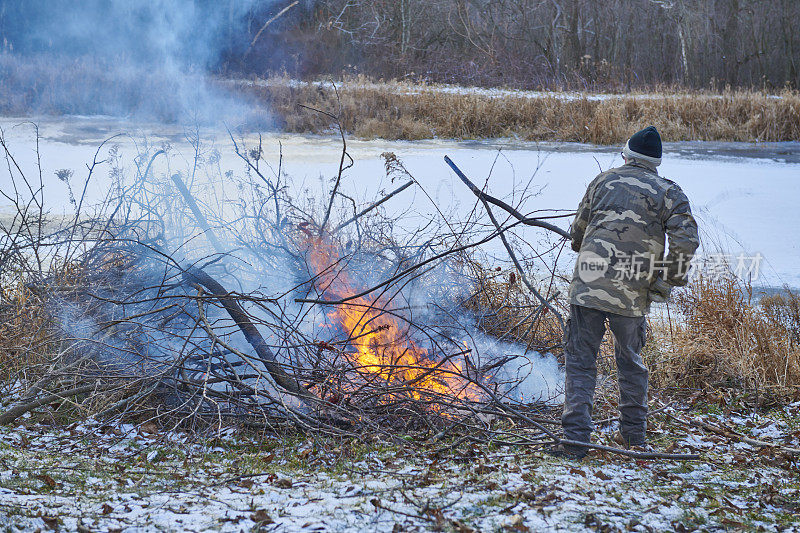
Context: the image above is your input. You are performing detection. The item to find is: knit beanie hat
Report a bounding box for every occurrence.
[623,125,662,166]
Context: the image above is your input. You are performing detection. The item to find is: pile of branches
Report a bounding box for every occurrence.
[0,124,694,460]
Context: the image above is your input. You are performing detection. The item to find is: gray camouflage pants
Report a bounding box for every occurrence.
[562,304,649,446]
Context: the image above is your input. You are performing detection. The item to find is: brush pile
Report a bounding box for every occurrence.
[0,126,574,449]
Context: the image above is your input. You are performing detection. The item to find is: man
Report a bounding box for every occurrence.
[556,125,699,459]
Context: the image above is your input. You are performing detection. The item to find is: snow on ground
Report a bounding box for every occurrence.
[1,117,799,288]
[228,77,786,103]
[0,402,798,532]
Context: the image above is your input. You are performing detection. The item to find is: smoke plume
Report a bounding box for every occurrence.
[0,0,275,124]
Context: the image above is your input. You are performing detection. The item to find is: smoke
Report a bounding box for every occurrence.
[321,245,565,404]
[0,0,276,124]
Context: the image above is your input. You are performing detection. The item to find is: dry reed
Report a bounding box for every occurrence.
[647,276,800,392]
[465,261,800,398]
[463,264,565,356]
[244,76,800,143]
[0,282,50,384]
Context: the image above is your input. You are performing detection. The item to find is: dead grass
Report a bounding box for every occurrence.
[465,260,800,399]
[0,281,50,386]
[464,263,575,358]
[245,75,800,143]
[647,276,800,392]
[3,58,796,143]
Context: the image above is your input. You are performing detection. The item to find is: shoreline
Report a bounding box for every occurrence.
[2,74,798,145]
[2,113,800,163]
[241,76,800,144]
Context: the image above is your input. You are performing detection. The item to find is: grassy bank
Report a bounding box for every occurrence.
[2,55,797,143]
[242,76,800,143]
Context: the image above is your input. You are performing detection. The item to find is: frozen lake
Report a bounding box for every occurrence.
[1,116,799,289]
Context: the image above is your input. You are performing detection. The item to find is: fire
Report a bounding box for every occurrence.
[304,236,485,406]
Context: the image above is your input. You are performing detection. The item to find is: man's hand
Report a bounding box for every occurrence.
[648,278,672,303]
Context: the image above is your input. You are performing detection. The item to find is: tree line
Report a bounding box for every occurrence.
[242,0,800,91]
[1,0,798,91]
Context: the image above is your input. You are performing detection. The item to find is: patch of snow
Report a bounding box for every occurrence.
[751,422,785,439]
[229,77,786,104]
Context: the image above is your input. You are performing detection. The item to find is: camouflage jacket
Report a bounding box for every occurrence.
[568,160,699,317]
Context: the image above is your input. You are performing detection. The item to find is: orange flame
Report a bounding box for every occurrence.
[304,236,485,407]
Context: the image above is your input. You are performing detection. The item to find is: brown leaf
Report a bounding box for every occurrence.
[427,508,445,527]
[450,520,476,533]
[139,421,158,435]
[594,470,611,481]
[101,503,114,515]
[274,478,293,489]
[36,474,57,488]
[39,514,59,530]
[298,448,313,460]
[513,490,536,501]
[251,509,273,524]
[539,492,558,503]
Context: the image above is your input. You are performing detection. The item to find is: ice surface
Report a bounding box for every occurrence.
[1,116,798,288]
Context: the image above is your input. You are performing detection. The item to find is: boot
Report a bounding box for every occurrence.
[546,443,587,460]
[612,430,647,450]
